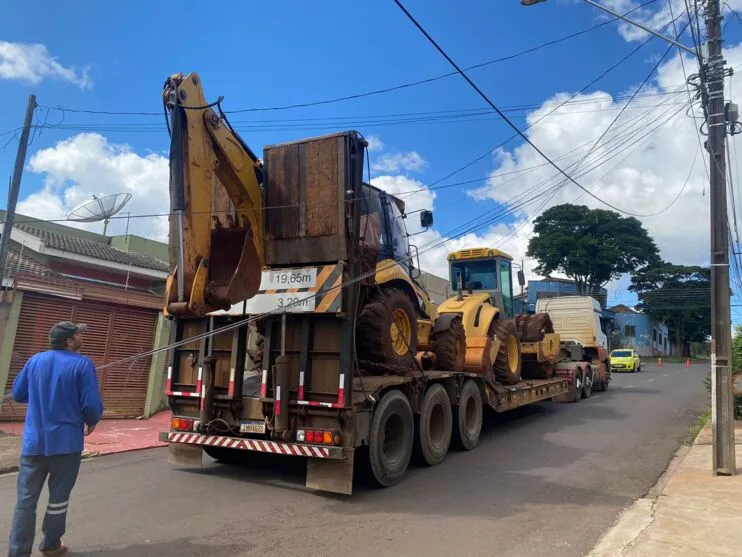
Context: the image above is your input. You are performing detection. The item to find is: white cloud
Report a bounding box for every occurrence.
[0,41,91,88]
[19,133,168,239]
[370,174,543,284]
[366,135,384,152]
[599,0,742,44]
[371,151,427,173]
[463,42,742,270]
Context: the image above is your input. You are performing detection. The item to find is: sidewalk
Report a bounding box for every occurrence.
[0,411,170,474]
[588,420,742,556]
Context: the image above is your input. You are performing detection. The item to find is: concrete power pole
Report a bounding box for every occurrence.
[0,94,37,286]
[706,0,736,476]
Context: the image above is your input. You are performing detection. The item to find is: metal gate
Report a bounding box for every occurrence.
[2,293,157,420]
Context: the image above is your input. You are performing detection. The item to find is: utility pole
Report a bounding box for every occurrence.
[706,0,736,476]
[0,94,36,287]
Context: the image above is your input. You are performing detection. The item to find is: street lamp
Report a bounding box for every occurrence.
[521,0,698,57]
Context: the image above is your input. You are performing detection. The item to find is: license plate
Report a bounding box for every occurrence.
[239,420,266,434]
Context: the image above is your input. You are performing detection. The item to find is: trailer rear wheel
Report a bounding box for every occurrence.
[452,379,483,450]
[415,383,453,466]
[368,389,414,487]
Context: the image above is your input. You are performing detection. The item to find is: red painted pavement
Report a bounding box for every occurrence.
[0,411,171,456]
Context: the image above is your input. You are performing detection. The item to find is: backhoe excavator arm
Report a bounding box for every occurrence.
[163,72,264,317]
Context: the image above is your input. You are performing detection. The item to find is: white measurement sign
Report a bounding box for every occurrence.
[259,268,317,291]
[244,292,316,314]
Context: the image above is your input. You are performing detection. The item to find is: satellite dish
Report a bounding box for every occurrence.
[67,193,132,236]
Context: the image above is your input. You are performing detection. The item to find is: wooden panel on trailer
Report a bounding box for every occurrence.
[263,133,351,266]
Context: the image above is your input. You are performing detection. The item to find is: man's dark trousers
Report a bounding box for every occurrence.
[8,453,82,556]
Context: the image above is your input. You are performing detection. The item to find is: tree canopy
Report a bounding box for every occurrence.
[629,262,711,357]
[526,204,659,294]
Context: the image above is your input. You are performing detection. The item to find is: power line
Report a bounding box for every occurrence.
[392,0,685,219]
[35,1,661,119]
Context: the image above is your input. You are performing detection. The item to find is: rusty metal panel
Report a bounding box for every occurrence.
[2,294,75,420]
[103,305,156,417]
[263,133,350,266]
[2,293,156,420]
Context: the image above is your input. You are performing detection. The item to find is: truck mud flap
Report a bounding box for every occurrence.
[160,431,343,460]
[167,442,204,467]
[306,448,355,495]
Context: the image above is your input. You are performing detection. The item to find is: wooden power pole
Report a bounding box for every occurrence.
[0,94,37,286]
[705,0,736,476]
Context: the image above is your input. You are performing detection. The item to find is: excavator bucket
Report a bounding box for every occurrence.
[206,225,261,307]
[162,72,265,317]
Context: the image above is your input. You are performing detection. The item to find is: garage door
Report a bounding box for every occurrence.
[2,293,157,420]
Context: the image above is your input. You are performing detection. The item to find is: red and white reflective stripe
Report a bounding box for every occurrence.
[294,372,345,408]
[196,366,203,397]
[165,366,199,399]
[167,432,330,458]
[227,367,236,397]
[275,386,282,416]
[164,366,173,395]
[260,369,267,398]
[336,373,345,406]
[170,391,199,398]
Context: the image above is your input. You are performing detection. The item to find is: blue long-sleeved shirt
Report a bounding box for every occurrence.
[12,350,104,456]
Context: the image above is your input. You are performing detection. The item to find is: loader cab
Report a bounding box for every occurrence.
[448,248,515,318]
[360,183,428,278]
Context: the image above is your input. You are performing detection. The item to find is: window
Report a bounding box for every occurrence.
[653,328,657,342]
[500,260,513,318]
[384,194,410,265]
[450,259,499,291]
[624,325,636,338]
[359,185,386,253]
[611,350,632,358]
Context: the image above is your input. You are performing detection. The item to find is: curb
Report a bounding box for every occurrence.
[586,443,692,556]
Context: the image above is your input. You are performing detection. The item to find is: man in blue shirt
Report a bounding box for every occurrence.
[7,321,104,557]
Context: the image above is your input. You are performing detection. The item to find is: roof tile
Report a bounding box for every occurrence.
[15,224,169,272]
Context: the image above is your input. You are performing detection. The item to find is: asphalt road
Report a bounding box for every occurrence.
[0,362,707,557]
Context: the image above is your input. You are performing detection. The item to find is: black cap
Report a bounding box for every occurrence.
[49,321,88,347]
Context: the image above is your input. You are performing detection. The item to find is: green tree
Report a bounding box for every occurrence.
[526,204,659,297]
[629,262,710,357]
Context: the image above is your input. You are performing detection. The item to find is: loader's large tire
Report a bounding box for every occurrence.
[432,318,466,372]
[357,287,418,368]
[492,318,522,385]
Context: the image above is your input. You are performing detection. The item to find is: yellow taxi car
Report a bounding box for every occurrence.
[610,349,642,372]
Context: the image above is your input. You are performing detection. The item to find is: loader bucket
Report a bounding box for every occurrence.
[206,225,262,307]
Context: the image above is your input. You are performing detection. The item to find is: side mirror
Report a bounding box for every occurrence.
[420,210,433,229]
[517,269,525,287]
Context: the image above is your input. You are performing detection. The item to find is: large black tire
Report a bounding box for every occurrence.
[203,446,247,465]
[452,379,483,451]
[357,287,418,368]
[582,367,593,399]
[491,319,522,385]
[414,384,453,466]
[595,364,610,392]
[432,318,466,372]
[367,389,414,487]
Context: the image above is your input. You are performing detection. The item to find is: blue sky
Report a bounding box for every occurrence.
[2,0,742,319]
